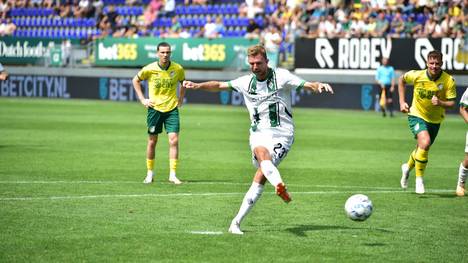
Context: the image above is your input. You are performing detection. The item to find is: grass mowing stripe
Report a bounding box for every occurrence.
[0,180,420,190]
[0,189,455,201]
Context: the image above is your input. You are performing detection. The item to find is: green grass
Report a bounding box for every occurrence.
[0,97,467,262]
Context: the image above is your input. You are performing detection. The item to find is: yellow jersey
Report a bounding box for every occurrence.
[137,61,185,112]
[403,69,456,123]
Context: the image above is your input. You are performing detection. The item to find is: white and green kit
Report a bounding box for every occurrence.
[228,68,306,167]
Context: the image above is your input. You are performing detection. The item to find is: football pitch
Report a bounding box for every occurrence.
[0,97,466,262]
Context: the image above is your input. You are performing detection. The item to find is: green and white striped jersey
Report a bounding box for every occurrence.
[460,87,468,108]
[228,68,306,135]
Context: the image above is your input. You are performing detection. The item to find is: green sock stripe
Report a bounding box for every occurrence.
[415,158,428,164]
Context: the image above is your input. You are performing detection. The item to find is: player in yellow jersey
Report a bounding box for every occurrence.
[398,50,457,194]
[132,42,186,185]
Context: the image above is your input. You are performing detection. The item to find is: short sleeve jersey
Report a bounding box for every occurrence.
[228,68,306,135]
[375,65,394,86]
[460,88,468,108]
[403,69,457,123]
[137,61,185,112]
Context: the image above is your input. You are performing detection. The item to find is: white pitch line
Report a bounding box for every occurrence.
[0,189,455,202]
[0,180,415,190]
[190,231,223,235]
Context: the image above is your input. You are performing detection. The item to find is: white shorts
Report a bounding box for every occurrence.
[465,131,468,153]
[249,130,294,168]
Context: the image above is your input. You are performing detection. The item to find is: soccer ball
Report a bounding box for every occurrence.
[344,194,373,221]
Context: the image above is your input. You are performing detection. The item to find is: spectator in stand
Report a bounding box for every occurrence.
[187,0,207,5]
[92,0,104,19]
[262,25,282,68]
[421,15,437,37]
[403,14,423,38]
[161,0,175,17]
[112,16,129,37]
[448,1,463,19]
[389,10,405,38]
[339,15,351,38]
[304,15,319,38]
[168,16,181,34]
[74,0,93,18]
[245,18,261,39]
[373,10,389,37]
[124,25,139,38]
[29,0,42,7]
[0,0,10,20]
[138,24,151,37]
[439,14,455,37]
[126,0,141,6]
[239,0,264,19]
[144,0,164,26]
[318,14,341,38]
[364,15,377,38]
[434,1,448,21]
[450,20,464,38]
[203,16,219,39]
[106,5,120,30]
[0,18,16,36]
[14,0,27,8]
[349,16,365,37]
[214,16,224,36]
[177,27,191,38]
[58,0,72,18]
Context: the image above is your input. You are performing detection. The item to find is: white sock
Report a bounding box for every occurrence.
[459,163,468,185]
[232,182,264,225]
[260,160,283,187]
[169,171,177,179]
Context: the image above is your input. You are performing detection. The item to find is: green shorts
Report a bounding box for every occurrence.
[147,107,180,135]
[408,115,440,145]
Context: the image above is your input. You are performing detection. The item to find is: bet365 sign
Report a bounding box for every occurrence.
[94,37,258,69]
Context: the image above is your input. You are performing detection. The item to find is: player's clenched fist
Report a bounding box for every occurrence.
[183,80,197,89]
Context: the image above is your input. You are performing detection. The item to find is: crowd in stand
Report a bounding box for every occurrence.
[0,0,466,63]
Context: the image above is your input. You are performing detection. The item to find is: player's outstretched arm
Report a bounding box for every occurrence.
[398,75,409,113]
[183,80,229,92]
[303,82,334,94]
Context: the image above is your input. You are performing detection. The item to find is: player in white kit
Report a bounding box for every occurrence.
[183,45,334,234]
[457,87,468,197]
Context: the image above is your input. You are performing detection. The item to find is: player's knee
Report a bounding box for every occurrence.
[420,139,431,150]
[148,136,158,147]
[169,136,178,146]
[463,155,468,168]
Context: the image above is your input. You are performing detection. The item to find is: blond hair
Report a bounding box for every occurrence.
[247,45,267,60]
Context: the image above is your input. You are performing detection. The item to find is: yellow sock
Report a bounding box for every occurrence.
[170,159,178,174]
[414,148,428,177]
[146,159,154,171]
[407,149,416,169]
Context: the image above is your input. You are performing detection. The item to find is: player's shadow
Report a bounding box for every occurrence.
[286,224,392,237]
[418,193,459,199]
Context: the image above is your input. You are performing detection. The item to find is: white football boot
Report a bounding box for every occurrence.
[228,220,244,235]
[400,163,410,189]
[143,171,154,184]
[415,176,425,194]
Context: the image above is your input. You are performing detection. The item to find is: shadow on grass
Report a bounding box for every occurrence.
[419,193,458,199]
[286,224,393,237]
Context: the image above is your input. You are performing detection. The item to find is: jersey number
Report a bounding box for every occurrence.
[273,143,286,159]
